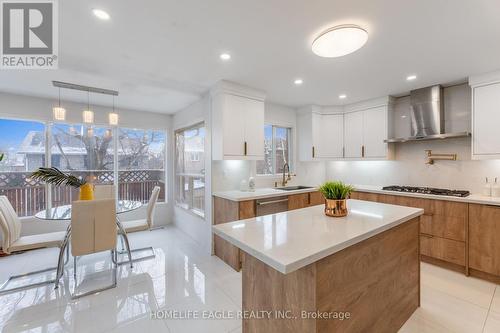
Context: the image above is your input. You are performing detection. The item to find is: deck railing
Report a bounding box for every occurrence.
[0,170,165,217]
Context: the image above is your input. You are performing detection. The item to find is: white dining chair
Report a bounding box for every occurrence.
[0,196,69,295]
[121,186,161,232]
[70,199,117,299]
[116,186,161,264]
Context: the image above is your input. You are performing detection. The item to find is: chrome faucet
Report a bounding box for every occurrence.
[281,162,292,186]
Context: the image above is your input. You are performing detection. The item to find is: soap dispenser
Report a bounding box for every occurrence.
[492,178,500,197]
[483,177,492,197]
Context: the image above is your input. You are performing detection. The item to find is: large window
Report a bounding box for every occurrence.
[0,119,47,217]
[51,123,114,206]
[175,123,205,217]
[118,128,166,202]
[256,125,292,175]
[0,117,166,217]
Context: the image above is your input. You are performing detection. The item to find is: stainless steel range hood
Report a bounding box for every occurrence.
[385,85,471,143]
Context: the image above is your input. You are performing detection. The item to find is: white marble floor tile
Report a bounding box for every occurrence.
[1,226,499,333]
[490,286,500,315]
[484,310,500,333]
[421,262,496,309]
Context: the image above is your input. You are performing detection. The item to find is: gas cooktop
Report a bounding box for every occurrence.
[382,186,470,198]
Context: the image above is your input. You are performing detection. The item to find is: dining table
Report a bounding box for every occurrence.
[35,200,143,289]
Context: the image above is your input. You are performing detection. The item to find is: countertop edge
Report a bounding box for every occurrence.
[213,207,424,274]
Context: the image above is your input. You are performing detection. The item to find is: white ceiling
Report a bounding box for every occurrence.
[1,0,500,114]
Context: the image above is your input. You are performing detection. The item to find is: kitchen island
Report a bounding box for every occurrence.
[213,199,424,333]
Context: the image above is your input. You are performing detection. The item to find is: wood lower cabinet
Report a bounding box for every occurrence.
[288,193,310,210]
[213,197,256,271]
[309,191,325,206]
[420,234,466,267]
[469,204,500,283]
[351,191,468,272]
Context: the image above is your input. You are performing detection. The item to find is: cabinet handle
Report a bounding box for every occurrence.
[244,141,247,156]
[312,146,315,158]
[421,233,434,238]
[343,147,345,158]
[362,145,365,158]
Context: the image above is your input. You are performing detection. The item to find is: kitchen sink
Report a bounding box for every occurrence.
[276,186,314,191]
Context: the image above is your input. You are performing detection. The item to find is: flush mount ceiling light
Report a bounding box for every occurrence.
[92,8,110,20]
[312,24,368,58]
[339,94,347,99]
[294,78,303,85]
[406,74,417,81]
[220,53,231,61]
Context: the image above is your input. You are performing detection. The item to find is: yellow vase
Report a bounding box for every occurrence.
[79,183,94,200]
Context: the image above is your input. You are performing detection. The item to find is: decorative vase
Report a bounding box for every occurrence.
[79,183,94,200]
[324,199,348,217]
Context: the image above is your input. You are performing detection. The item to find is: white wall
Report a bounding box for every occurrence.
[211,102,326,192]
[171,94,212,254]
[0,92,173,239]
[326,84,500,193]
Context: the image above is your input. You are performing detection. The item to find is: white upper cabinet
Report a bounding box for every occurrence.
[363,106,389,158]
[318,114,344,158]
[211,81,265,160]
[298,97,393,161]
[344,111,364,158]
[297,106,344,161]
[470,72,500,160]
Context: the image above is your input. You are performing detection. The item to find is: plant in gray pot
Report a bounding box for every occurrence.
[319,181,354,217]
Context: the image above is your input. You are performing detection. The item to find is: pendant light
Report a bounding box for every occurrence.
[53,87,66,121]
[108,95,119,126]
[82,90,94,124]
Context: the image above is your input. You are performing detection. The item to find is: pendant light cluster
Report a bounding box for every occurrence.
[51,81,119,126]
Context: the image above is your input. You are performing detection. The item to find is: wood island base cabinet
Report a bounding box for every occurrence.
[242,218,420,333]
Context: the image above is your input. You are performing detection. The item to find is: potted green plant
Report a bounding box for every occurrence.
[318,181,354,217]
[30,167,95,200]
[0,153,4,162]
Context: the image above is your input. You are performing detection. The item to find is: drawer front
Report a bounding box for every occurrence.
[420,214,466,241]
[288,193,310,210]
[420,235,465,266]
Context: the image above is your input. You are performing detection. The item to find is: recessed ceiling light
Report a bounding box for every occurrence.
[406,75,417,81]
[312,24,368,58]
[92,8,110,20]
[220,53,231,61]
[294,79,303,85]
[339,94,347,99]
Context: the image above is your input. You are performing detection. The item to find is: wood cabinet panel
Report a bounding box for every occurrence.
[288,193,310,210]
[309,191,324,206]
[239,200,256,219]
[420,214,466,241]
[420,235,465,266]
[469,204,500,276]
[213,197,256,272]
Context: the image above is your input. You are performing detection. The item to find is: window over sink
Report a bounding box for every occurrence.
[256,125,293,176]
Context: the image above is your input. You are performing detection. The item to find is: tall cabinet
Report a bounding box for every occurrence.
[211,81,266,160]
[470,71,500,160]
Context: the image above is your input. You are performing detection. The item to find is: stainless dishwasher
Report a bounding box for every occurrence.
[255,196,289,217]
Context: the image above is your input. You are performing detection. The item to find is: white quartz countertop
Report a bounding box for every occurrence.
[212,199,423,274]
[354,184,500,207]
[212,187,318,201]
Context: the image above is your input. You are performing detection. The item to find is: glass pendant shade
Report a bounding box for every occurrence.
[108,112,119,126]
[53,107,66,121]
[82,110,94,124]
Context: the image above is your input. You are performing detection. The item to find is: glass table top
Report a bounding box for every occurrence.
[35,200,143,220]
